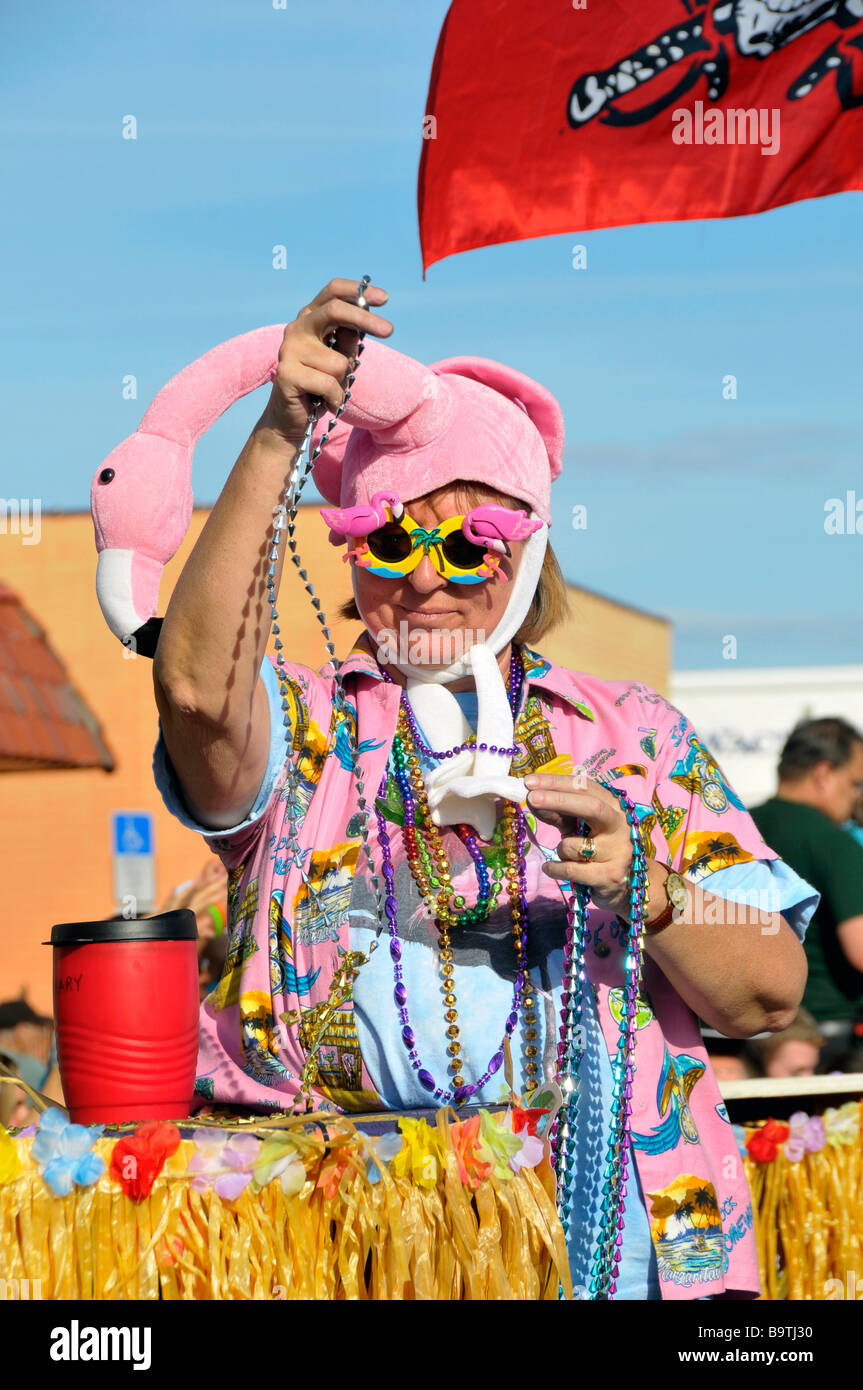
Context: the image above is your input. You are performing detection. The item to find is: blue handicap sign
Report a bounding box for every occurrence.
[112,812,153,857]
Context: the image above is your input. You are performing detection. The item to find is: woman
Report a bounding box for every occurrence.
[152,277,813,1299]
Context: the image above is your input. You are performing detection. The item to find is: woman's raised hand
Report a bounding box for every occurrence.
[257,277,393,447]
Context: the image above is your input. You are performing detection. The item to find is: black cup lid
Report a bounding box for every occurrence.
[47,909,198,946]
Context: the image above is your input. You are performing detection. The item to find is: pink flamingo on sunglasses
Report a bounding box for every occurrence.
[321,490,405,545]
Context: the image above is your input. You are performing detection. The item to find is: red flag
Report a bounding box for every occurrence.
[418,0,863,273]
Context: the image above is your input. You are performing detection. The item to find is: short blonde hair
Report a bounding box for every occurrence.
[335,480,570,647]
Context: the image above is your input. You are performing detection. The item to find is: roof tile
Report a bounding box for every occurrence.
[0,585,115,772]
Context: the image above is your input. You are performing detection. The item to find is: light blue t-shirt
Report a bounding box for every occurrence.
[153,657,818,1300]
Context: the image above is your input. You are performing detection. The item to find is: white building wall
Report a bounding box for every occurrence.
[670,667,863,808]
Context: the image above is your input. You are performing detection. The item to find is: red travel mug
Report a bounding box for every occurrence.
[50,911,200,1124]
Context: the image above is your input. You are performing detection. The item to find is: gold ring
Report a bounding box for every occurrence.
[579,837,596,862]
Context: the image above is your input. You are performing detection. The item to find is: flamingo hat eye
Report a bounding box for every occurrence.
[99,468,115,484]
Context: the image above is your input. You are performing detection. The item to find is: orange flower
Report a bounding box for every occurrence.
[157,1236,186,1268]
[450,1115,493,1190]
[315,1152,352,1200]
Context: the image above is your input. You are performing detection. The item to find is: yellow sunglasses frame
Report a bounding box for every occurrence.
[346,509,505,585]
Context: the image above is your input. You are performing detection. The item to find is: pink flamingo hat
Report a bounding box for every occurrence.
[90,325,564,656]
[311,338,564,525]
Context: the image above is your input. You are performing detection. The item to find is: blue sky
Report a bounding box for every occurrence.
[2,0,861,669]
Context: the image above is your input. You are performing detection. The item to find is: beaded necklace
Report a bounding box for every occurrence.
[376,648,540,1102]
[265,280,392,1104]
[553,788,648,1299]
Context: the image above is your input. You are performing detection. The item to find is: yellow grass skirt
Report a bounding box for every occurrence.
[743,1103,863,1300]
[0,1111,573,1301]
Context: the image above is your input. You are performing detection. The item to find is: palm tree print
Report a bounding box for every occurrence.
[694,1186,719,1224]
[682,832,751,880]
[677,1200,696,1233]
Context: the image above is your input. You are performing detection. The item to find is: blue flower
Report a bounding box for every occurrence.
[31,1108,105,1196]
[364,1132,403,1185]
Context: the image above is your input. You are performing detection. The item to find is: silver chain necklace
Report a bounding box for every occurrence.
[265,276,389,997]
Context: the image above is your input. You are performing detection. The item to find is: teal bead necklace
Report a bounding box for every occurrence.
[552,783,648,1299]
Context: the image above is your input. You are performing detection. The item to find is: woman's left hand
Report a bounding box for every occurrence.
[523,772,641,920]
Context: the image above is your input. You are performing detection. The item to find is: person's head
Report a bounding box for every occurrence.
[0,999,52,1067]
[750,1008,825,1079]
[818,1045,863,1075]
[313,340,566,681]
[776,717,863,824]
[708,1051,759,1083]
[338,479,570,673]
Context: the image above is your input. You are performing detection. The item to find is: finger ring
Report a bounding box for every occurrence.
[356,277,369,310]
[579,837,596,861]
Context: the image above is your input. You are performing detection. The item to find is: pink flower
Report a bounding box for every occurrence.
[785,1111,826,1162]
[803,1116,825,1151]
[509,1132,544,1171]
[187,1130,260,1201]
[783,1135,806,1163]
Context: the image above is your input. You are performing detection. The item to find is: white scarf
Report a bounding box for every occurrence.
[355,524,548,841]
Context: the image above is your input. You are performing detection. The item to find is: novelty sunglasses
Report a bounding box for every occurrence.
[320,491,543,585]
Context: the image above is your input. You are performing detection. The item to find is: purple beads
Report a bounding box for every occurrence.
[382,653,524,763]
[452,1083,477,1104]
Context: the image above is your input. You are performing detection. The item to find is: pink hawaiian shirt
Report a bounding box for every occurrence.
[153,636,814,1299]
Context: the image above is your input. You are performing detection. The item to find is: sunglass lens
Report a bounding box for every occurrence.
[367,522,413,563]
[441,531,487,570]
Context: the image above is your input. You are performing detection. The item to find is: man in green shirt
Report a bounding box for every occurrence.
[750,718,863,1054]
